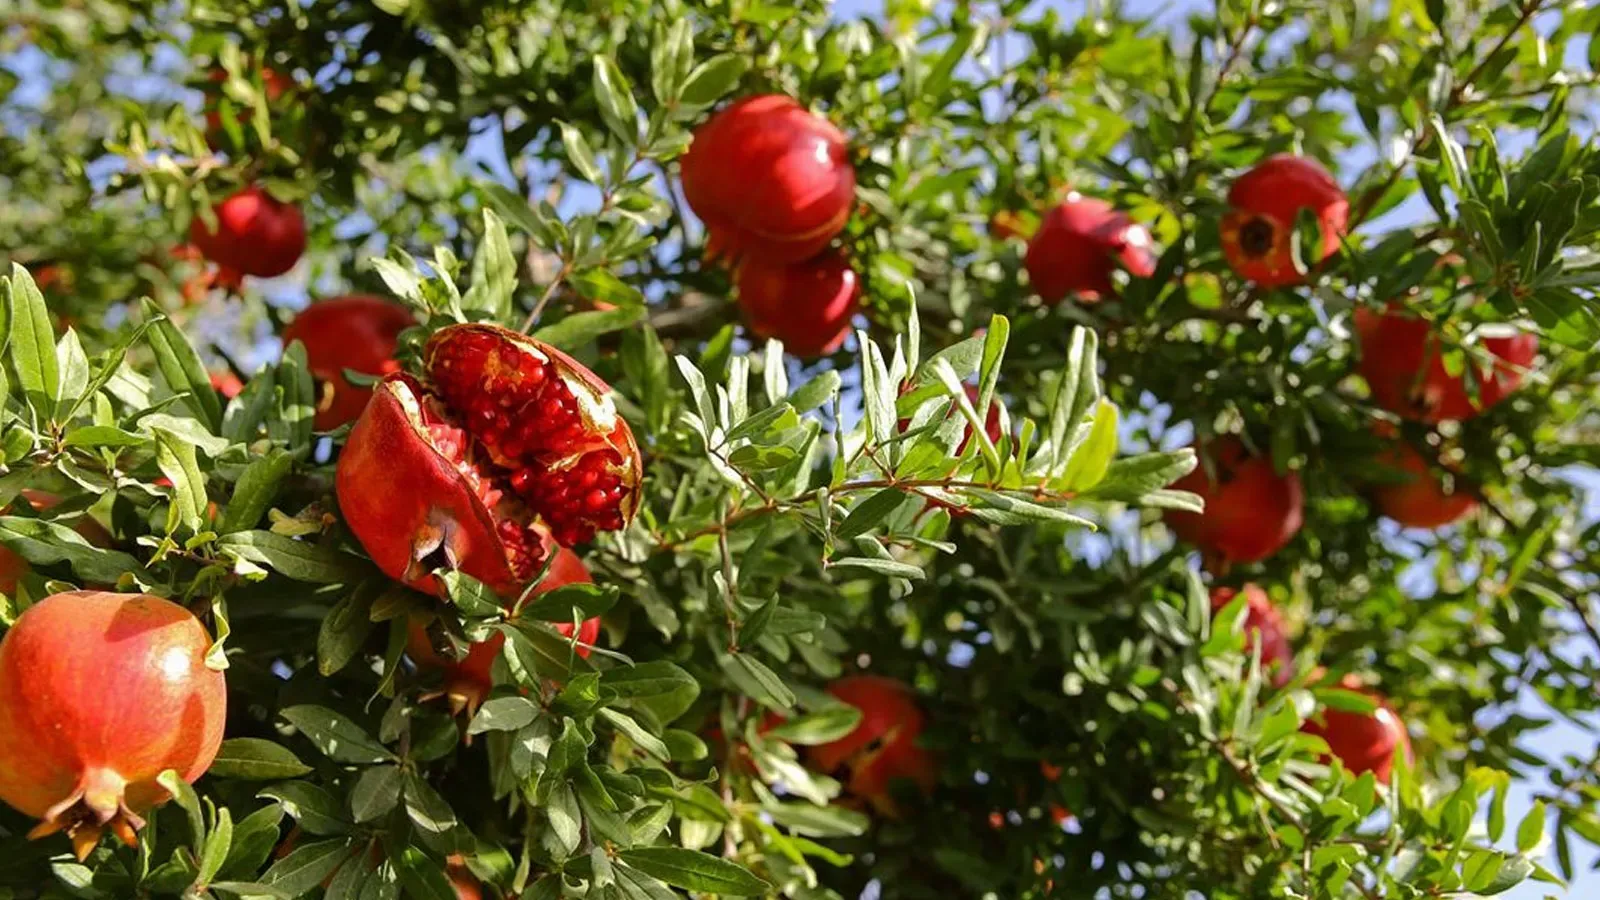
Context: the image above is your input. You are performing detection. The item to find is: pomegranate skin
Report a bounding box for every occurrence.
[282,295,414,430]
[0,591,226,859]
[1354,305,1537,423]
[735,249,860,357]
[1302,674,1412,784]
[1220,155,1348,288]
[1210,584,1294,686]
[189,186,307,279]
[1164,437,1304,566]
[1370,441,1476,529]
[1024,196,1156,303]
[806,675,936,815]
[683,95,856,264]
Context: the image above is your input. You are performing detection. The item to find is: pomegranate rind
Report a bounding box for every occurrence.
[1163,437,1304,565]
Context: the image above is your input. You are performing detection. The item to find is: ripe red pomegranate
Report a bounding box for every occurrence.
[1302,674,1411,784]
[407,543,601,713]
[27,264,70,295]
[898,383,1003,453]
[282,296,414,430]
[1024,195,1156,303]
[1369,440,1476,529]
[337,323,641,600]
[1220,155,1348,288]
[735,249,859,357]
[210,370,244,399]
[1354,305,1537,423]
[1164,437,1303,566]
[446,856,482,900]
[805,675,936,815]
[0,591,226,860]
[1210,584,1294,686]
[203,67,292,143]
[682,95,856,264]
[189,186,307,280]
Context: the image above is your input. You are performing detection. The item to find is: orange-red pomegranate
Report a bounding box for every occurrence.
[282,295,414,430]
[164,243,217,305]
[1210,584,1294,686]
[210,370,244,399]
[682,95,856,264]
[735,249,859,357]
[446,856,482,900]
[1302,674,1411,784]
[1369,440,1476,529]
[203,67,291,144]
[1220,155,1348,288]
[337,323,641,599]
[0,591,226,860]
[189,186,306,280]
[1354,305,1537,423]
[1164,437,1303,566]
[1024,195,1156,303]
[407,543,601,714]
[805,675,936,815]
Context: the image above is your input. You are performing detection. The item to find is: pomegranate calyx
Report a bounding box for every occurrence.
[29,767,146,861]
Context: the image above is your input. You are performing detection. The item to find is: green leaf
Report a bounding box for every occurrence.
[835,488,910,540]
[280,705,395,764]
[592,55,640,142]
[153,427,207,533]
[1517,801,1546,854]
[319,585,377,677]
[558,121,605,183]
[0,516,145,585]
[349,765,403,823]
[218,531,371,584]
[403,772,458,834]
[600,660,700,700]
[547,782,583,857]
[257,782,350,836]
[462,209,516,320]
[679,54,748,106]
[764,705,863,745]
[617,848,771,896]
[210,739,313,781]
[569,268,647,309]
[220,804,285,880]
[143,298,223,433]
[468,696,542,735]
[718,652,796,711]
[1058,399,1118,490]
[520,582,619,622]
[261,839,354,895]
[218,449,293,534]
[391,846,456,900]
[598,708,670,760]
[762,802,871,838]
[828,556,925,580]
[157,769,206,845]
[9,264,61,419]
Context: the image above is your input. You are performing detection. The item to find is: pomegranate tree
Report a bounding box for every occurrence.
[682,95,856,264]
[1024,195,1156,303]
[282,295,415,430]
[1302,674,1411,784]
[805,675,936,815]
[1220,155,1348,288]
[336,323,642,599]
[189,185,307,280]
[0,592,226,860]
[1210,584,1294,686]
[1354,305,1537,423]
[735,249,860,357]
[1164,437,1304,566]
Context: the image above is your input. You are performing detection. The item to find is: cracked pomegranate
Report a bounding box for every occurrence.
[806,675,936,815]
[407,543,601,714]
[1220,155,1348,288]
[735,249,859,357]
[1210,584,1294,686]
[682,95,856,264]
[1370,439,1476,529]
[282,295,414,430]
[1302,674,1411,784]
[189,186,306,280]
[1354,305,1537,423]
[336,323,641,601]
[1024,195,1156,303]
[1164,437,1303,566]
[0,591,226,860]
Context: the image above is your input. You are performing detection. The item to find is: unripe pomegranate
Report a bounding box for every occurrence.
[337,323,642,600]
[735,249,859,357]
[1024,195,1156,303]
[805,675,936,815]
[1354,305,1537,423]
[203,67,292,144]
[1301,674,1411,784]
[1220,155,1348,288]
[189,186,307,280]
[407,543,601,714]
[1164,437,1303,566]
[0,591,226,860]
[682,95,856,264]
[1369,440,1476,529]
[1209,584,1294,686]
[282,295,414,430]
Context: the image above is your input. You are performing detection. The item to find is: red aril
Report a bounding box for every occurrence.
[1369,439,1477,529]
[1220,155,1348,288]
[1024,195,1156,303]
[1354,305,1537,423]
[336,323,642,600]
[1164,437,1303,566]
[1301,674,1411,784]
[1210,584,1294,686]
[0,591,226,860]
[735,249,859,357]
[682,95,856,264]
[282,295,414,430]
[805,675,936,815]
[189,186,307,280]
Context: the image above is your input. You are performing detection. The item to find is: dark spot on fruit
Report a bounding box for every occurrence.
[1239,217,1276,257]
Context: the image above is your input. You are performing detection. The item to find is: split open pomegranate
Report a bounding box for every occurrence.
[336,323,641,600]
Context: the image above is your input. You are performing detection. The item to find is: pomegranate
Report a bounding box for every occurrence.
[1209,584,1294,686]
[189,185,307,280]
[203,67,292,144]
[162,243,217,305]
[407,543,601,714]
[735,249,859,357]
[282,295,414,430]
[1164,437,1303,566]
[1354,305,1537,423]
[1023,195,1156,303]
[805,675,936,815]
[1220,155,1348,288]
[1369,439,1476,529]
[446,856,482,900]
[0,591,226,860]
[27,264,70,295]
[1302,674,1411,784]
[210,370,244,399]
[682,95,856,264]
[898,383,1003,453]
[336,323,641,600]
